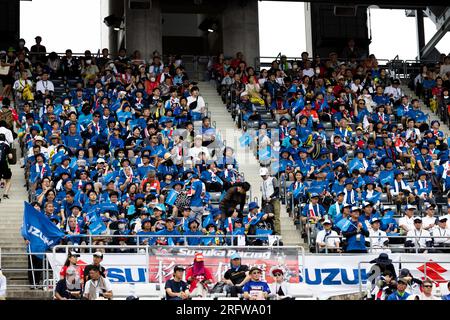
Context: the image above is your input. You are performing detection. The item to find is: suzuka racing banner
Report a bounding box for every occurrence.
[147,246,300,285]
[300,253,450,299]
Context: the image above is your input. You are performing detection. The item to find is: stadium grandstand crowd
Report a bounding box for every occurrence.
[1,35,450,300]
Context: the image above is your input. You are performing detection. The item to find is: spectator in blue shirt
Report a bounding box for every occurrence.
[343,206,369,253]
[386,278,411,300]
[242,266,270,300]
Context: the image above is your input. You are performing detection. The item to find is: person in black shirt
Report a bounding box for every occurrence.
[83,251,106,282]
[165,265,190,300]
[223,253,249,297]
[0,133,13,200]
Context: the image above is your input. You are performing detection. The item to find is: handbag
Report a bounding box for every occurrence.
[8,147,17,165]
[189,100,198,110]
[0,65,10,76]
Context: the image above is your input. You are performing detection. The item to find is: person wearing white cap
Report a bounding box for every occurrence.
[83,251,106,282]
[431,217,450,252]
[315,219,341,253]
[368,217,390,253]
[405,217,432,253]
[260,167,281,235]
[187,134,211,162]
[398,205,416,235]
[422,203,437,232]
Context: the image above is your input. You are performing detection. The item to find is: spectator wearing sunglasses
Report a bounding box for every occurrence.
[269,268,293,300]
[412,279,439,300]
[242,266,270,300]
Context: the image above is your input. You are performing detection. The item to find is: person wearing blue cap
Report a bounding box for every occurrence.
[154,216,184,246]
[223,253,249,297]
[413,171,434,209]
[136,218,154,245]
[300,193,326,232]
[343,178,358,206]
[348,149,369,175]
[415,144,435,175]
[287,136,302,162]
[389,170,415,212]
[183,219,203,246]
[112,218,134,249]
[342,206,369,253]
[361,181,381,209]
[328,191,345,221]
[202,208,223,232]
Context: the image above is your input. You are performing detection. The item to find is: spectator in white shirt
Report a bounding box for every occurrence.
[398,205,416,235]
[384,79,403,104]
[269,268,292,300]
[368,217,390,253]
[315,219,341,253]
[302,60,315,78]
[83,266,113,300]
[188,135,211,163]
[405,217,432,253]
[35,71,54,99]
[415,280,440,300]
[422,204,437,232]
[432,217,450,252]
[0,122,13,146]
[187,86,206,120]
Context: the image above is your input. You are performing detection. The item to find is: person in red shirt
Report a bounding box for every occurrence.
[59,251,85,287]
[185,252,214,297]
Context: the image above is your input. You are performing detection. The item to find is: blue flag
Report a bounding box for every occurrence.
[51,150,66,165]
[271,161,280,175]
[258,147,271,161]
[239,132,252,147]
[165,189,178,206]
[335,217,351,232]
[88,212,107,235]
[103,171,118,184]
[98,202,119,214]
[255,228,273,241]
[21,202,65,258]
[117,111,132,123]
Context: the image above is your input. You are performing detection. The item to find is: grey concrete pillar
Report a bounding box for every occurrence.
[124,0,162,60]
[105,0,125,56]
[222,0,260,69]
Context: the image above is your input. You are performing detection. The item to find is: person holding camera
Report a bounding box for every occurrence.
[83,266,113,300]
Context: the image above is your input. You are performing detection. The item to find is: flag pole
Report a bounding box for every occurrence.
[28,243,36,288]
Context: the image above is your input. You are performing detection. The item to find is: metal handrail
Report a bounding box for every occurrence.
[75,233,282,246]
[317,235,450,254]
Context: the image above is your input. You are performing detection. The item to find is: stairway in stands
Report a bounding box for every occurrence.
[0,141,52,299]
[197,82,305,247]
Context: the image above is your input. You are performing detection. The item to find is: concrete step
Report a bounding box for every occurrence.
[6,290,53,300]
